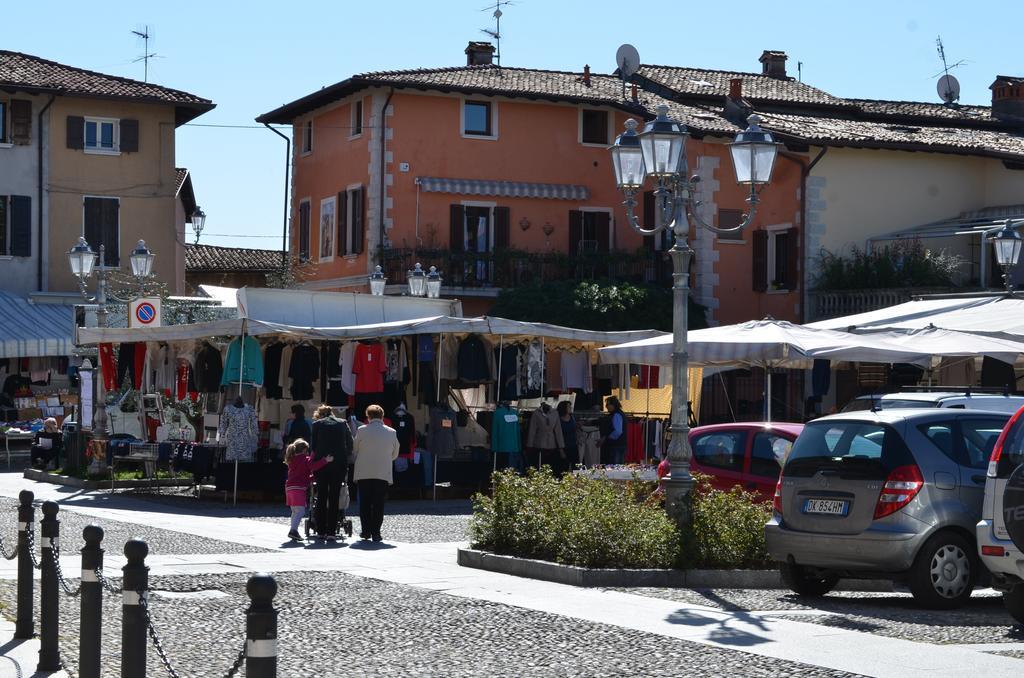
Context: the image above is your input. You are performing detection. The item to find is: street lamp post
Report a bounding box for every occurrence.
[990,220,1022,294]
[609,105,779,527]
[68,237,156,328]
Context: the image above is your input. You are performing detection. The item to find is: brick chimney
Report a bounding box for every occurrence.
[729,78,743,100]
[725,77,753,127]
[759,50,788,79]
[582,64,591,87]
[991,75,1024,124]
[465,41,495,66]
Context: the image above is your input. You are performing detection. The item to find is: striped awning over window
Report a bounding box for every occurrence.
[0,292,74,358]
[416,177,589,201]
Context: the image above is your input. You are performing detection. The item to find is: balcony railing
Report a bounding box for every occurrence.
[808,287,975,321]
[379,247,672,289]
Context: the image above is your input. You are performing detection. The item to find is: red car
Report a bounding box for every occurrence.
[688,422,803,502]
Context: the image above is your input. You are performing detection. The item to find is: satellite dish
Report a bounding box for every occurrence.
[615,44,641,78]
[937,74,960,104]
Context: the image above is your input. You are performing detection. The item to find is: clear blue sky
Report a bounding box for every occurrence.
[5,1,1019,250]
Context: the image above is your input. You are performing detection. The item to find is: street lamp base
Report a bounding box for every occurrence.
[663,473,696,529]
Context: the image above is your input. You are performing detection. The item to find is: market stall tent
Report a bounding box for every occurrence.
[0,292,75,358]
[236,287,462,326]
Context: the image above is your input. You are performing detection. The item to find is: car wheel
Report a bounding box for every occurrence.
[779,562,839,597]
[908,531,976,609]
[1004,584,1024,625]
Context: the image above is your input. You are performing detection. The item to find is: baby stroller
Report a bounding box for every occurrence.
[304,478,354,540]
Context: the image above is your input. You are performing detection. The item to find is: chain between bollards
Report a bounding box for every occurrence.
[15,490,34,639]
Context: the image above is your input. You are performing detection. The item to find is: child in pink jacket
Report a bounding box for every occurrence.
[284,439,332,541]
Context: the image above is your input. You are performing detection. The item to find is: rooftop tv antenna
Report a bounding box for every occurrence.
[934,36,965,105]
[481,1,515,68]
[615,44,641,100]
[131,24,162,82]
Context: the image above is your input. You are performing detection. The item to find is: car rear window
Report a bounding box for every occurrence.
[785,421,913,478]
[842,398,937,412]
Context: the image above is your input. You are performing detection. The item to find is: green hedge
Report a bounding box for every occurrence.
[469,469,771,570]
[682,474,772,570]
[470,468,679,569]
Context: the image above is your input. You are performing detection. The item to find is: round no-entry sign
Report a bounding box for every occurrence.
[135,302,157,325]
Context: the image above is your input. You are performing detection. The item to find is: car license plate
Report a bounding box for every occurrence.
[803,498,848,516]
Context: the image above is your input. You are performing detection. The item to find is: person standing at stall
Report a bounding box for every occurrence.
[556,401,579,474]
[310,405,354,542]
[284,404,312,447]
[352,404,400,542]
[599,396,628,466]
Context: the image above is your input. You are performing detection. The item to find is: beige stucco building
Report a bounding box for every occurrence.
[0,50,213,301]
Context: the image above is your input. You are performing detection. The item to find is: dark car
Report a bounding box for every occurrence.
[689,422,803,502]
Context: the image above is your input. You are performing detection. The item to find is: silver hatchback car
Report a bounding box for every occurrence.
[766,408,1008,608]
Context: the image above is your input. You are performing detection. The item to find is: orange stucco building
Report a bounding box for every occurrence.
[258,43,805,323]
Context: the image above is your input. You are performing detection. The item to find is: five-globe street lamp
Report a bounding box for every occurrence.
[68,237,156,328]
[609,105,780,527]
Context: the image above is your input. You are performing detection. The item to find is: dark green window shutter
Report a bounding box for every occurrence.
[568,210,583,254]
[785,229,799,290]
[352,187,365,255]
[10,196,31,257]
[11,100,32,145]
[66,116,84,150]
[752,230,768,292]
[102,199,120,266]
[594,211,610,252]
[83,197,119,266]
[449,204,465,252]
[494,206,510,250]
[120,119,139,152]
[337,191,348,256]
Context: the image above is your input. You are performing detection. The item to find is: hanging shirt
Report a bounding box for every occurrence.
[457,334,491,383]
[418,335,435,361]
[385,340,408,384]
[221,336,264,387]
[263,343,286,400]
[494,345,520,402]
[428,406,459,457]
[561,351,593,393]
[636,365,660,389]
[288,344,320,401]
[546,351,563,391]
[491,405,522,454]
[392,409,416,458]
[219,403,258,462]
[353,343,386,393]
[339,342,357,396]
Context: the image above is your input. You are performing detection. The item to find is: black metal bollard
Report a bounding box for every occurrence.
[121,539,149,678]
[14,489,34,639]
[246,573,278,678]
[37,501,60,672]
[79,525,104,678]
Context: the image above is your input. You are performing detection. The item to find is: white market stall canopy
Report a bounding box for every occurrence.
[236,287,463,326]
[597,319,946,368]
[806,295,1024,341]
[76,315,666,348]
[0,292,75,358]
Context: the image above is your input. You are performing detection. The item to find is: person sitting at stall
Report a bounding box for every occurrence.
[30,418,63,470]
[284,404,312,447]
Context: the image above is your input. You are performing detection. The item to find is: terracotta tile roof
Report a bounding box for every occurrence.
[636,65,848,107]
[185,244,282,272]
[0,50,214,125]
[849,99,994,123]
[174,168,189,195]
[758,110,1024,160]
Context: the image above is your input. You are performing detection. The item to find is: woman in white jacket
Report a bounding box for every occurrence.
[352,404,400,542]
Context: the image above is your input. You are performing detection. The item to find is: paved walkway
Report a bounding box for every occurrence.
[0,474,1021,677]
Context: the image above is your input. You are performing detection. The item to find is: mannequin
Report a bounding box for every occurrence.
[526,402,564,474]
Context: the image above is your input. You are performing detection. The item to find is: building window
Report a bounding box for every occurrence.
[319,197,336,262]
[351,100,363,137]
[84,117,118,153]
[301,120,312,154]
[83,196,120,266]
[0,195,30,257]
[0,196,7,254]
[580,109,609,145]
[337,186,365,256]
[568,210,611,254]
[753,227,796,292]
[298,200,311,261]
[463,101,492,136]
[0,100,7,144]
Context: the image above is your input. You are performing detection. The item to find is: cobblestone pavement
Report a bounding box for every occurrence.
[0,571,862,678]
[0,496,273,556]
[617,586,1023,646]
